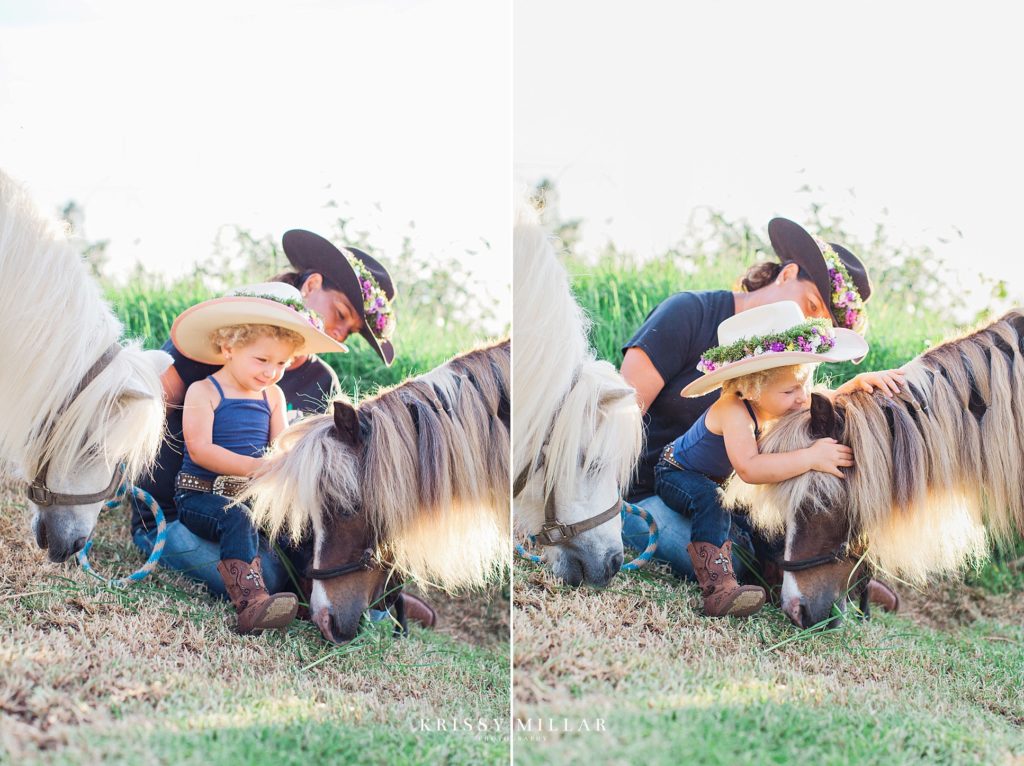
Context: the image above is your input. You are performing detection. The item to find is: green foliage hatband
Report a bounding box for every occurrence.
[697,319,835,373]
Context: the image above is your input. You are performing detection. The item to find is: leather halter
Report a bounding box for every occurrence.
[778,543,852,572]
[779,542,873,618]
[26,343,125,508]
[306,548,376,580]
[511,365,625,547]
[305,547,407,636]
[513,463,622,547]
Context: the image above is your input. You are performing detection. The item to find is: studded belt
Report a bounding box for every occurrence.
[175,472,250,498]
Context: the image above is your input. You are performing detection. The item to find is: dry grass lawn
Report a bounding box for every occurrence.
[513,555,1024,766]
[0,481,510,765]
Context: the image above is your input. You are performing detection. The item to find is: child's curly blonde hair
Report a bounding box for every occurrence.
[210,324,305,356]
[722,363,816,402]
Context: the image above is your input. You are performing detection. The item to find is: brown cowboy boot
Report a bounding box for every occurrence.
[688,540,765,618]
[217,558,298,634]
[400,593,438,628]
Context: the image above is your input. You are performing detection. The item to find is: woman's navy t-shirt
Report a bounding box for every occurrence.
[130,339,339,533]
[621,290,735,501]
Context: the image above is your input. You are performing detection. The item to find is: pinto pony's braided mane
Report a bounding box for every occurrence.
[726,310,1024,582]
[246,339,511,591]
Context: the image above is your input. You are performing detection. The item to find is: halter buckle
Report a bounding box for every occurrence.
[537,521,570,546]
[27,483,53,507]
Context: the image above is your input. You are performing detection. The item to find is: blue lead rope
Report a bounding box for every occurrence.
[515,501,659,572]
[76,483,166,588]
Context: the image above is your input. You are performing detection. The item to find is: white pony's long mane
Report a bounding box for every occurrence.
[512,214,643,533]
[247,340,511,590]
[727,311,1024,582]
[0,170,164,485]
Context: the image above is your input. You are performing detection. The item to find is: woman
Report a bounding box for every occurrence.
[130,230,436,627]
[619,217,898,611]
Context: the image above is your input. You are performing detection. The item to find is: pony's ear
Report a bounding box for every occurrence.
[597,386,637,409]
[118,388,155,403]
[809,393,837,438]
[332,400,362,448]
[145,349,174,376]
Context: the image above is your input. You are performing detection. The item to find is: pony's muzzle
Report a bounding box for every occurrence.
[783,594,845,630]
[555,545,623,588]
[32,512,47,550]
[313,605,363,645]
[32,509,91,563]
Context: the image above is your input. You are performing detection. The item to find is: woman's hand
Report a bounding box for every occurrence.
[804,437,854,478]
[837,369,905,397]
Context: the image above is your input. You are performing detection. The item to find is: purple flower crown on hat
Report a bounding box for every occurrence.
[231,290,326,333]
[343,250,395,342]
[697,318,836,374]
[815,239,867,334]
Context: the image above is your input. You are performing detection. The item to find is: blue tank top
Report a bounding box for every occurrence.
[179,376,272,480]
[667,399,761,479]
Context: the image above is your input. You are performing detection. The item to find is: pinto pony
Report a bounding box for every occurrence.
[513,216,643,587]
[0,170,169,562]
[727,310,1024,627]
[244,339,510,644]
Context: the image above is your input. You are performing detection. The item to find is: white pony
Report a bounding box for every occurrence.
[513,213,643,587]
[0,170,170,562]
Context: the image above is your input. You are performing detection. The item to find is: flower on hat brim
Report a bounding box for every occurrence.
[816,240,867,334]
[344,251,396,342]
[229,290,326,333]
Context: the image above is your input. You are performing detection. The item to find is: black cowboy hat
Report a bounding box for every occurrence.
[282,229,397,366]
[767,217,872,328]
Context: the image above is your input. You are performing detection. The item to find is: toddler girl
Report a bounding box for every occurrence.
[662,301,903,617]
[170,283,347,633]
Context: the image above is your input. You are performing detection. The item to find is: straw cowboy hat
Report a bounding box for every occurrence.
[768,217,872,335]
[680,300,868,398]
[282,229,397,367]
[171,282,349,365]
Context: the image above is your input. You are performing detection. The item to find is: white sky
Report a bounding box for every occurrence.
[515,1,1024,318]
[0,0,510,322]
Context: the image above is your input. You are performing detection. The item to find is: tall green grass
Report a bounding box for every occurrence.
[105,279,504,398]
[566,247,955,385]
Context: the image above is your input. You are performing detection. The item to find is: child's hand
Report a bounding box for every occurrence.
[840,369,905,397]
[805,437,854,478]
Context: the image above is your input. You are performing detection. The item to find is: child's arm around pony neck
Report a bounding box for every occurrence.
[716,395,852,483]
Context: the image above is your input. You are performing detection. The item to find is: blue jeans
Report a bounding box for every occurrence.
[621,495,757,582]
[175,489,261,563]
[132,520,292,599]
[654,461,732,547]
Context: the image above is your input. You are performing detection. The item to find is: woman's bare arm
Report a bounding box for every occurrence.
[162,364,187,409]
[620,347,665,415]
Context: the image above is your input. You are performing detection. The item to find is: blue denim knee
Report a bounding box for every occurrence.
[653,461,732,547]
[132,521,292,598]
[174,489,260,563]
